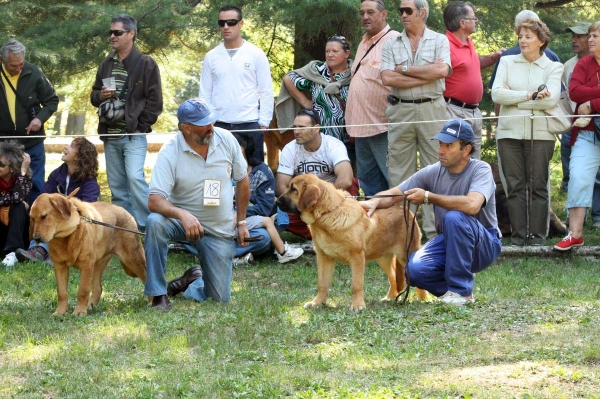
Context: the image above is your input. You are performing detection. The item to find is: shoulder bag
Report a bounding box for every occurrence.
[544,91,572,135]
[98,53,142,125]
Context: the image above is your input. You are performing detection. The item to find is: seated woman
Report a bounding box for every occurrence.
[16,137,100,263]
[1,141,32,267]
[233,133,303,264]
[278,35,354,164]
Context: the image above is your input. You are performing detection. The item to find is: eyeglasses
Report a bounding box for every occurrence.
[462,17,479,22]
[399,7,418,15]
[531,84,547,100]
[108,30,130,37]
[218,19,241,27]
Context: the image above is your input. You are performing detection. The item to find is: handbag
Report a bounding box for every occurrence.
[97,53,142,125]
[0,206,9,226]
[544,92,572,135]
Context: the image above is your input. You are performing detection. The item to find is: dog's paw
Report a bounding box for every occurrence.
[350,302,366,311]
[380,295,396,302]
[303,301,322,309]
[72,307,88,317]
[52,308,68,317]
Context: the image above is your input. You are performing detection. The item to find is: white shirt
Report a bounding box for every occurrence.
[277,134,350,184]
[199,41,274,127]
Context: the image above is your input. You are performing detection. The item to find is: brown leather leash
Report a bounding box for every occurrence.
[79,216,265,242]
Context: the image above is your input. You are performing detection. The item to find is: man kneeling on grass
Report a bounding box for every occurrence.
[360,119,502,305]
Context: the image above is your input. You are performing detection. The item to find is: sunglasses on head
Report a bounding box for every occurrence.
[218,19,240,27]
[109,29,130,37]
[399,7,417,15]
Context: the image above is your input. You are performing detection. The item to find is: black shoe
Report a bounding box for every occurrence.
[167,266,203,297]
[151,295,172,311]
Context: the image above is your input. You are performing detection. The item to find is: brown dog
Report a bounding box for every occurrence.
[29,191,146,316]
[277,174,425,310]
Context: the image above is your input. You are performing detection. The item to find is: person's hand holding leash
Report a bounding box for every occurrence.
[404,188,427,205]
[236,223,249,246]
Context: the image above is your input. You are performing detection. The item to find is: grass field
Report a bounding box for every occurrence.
[1,146,599,398]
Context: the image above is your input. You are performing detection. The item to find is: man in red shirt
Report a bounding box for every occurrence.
[442,1,503,159]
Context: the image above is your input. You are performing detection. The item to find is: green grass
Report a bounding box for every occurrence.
[1,144,598,398]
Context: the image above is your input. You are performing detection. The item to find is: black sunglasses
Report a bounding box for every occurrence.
[531,84,547,100]
[218,19,241,27]
[399,7,418,15]
[0,162,5,168]
[109,29,130,37]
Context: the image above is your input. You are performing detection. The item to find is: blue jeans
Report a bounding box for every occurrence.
[144,213,235,302]
[25,142,45,205]
[408,211,501,297]
[183,227,272,259]
[355,133,390,196]
[215,121,264,161]
[562,130,600,221]
[104,135,150,230]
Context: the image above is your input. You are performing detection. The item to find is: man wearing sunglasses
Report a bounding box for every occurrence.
[91,13,163,232]
[199,4,274,163]
[442,2,504,160]
[0,39,59,205]
[380,0,451,240]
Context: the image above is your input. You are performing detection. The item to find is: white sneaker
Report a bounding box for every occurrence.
[233,253,254,267]
[2,252,18,267]
[276,243,304,264]
[439,291,474,306]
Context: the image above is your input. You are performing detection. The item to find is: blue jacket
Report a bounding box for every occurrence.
[247,162,276,217]
[43,163,100,202]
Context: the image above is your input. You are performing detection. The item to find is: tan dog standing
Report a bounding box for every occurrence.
[277,173,425,310]
[29,191,146,316]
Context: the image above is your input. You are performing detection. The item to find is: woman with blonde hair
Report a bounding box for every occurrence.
[492,18,563,246]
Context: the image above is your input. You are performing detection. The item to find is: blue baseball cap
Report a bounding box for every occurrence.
[177,99,219,126]
[432,119,475,143]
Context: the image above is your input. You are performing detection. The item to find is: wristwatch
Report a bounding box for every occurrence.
[401,65,409,75]
[424,191,430,205]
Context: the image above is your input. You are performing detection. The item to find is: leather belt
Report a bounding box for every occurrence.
[444,96,478,110]
[400,97,434,104]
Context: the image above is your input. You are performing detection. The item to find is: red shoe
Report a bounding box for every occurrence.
[553,232,584,251]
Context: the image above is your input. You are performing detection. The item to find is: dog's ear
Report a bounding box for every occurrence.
[67,187,80,199]
[297,184,321,212]
[50,196,73,220]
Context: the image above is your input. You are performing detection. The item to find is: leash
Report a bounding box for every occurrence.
[345,194,406,201]
[395,197,419,305]
[79,215,265,242]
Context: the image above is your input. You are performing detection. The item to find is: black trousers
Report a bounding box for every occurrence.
[0,202,29,255]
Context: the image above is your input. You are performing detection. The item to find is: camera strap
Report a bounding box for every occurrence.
[117,53,143,100]
[0,66,36,115]
[353,28,392,76]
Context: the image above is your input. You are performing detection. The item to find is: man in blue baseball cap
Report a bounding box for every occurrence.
[144,98,250,311]
[360,119,501,305]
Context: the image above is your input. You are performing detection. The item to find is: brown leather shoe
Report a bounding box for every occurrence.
[151,295,172,311]
[167,266,203,297]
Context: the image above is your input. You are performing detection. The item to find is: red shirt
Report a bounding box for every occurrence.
[444,30,483,105]
[569,54,600,144]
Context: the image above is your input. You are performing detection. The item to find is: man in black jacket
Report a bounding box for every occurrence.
[90,14,163,231]
[0,39,59,204]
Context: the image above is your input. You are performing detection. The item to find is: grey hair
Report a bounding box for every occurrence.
[514,10,539,29]
[0,140,26,179]
[0,39,26,60]
[443,1,475,32]
[414,0,430,23]
[111,13,137,39]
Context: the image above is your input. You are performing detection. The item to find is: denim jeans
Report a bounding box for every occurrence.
[182,228,272,259]
[561,130,600,221]
[25,142,45,205]
[144,213,235,302]
[355,133,390,196]
[215,121,264,161]
[104,135,150,230]
[408,211,501,297]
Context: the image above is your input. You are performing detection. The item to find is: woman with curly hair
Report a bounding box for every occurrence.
[16,137,100,264]
[0,141,32,267]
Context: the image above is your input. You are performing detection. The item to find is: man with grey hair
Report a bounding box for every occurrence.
[488,9,561,115]
[443,1,504,159]
[380,0,451,239]
[91,13,163,232]
[345,0,400,197]
[0,39,59,205]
